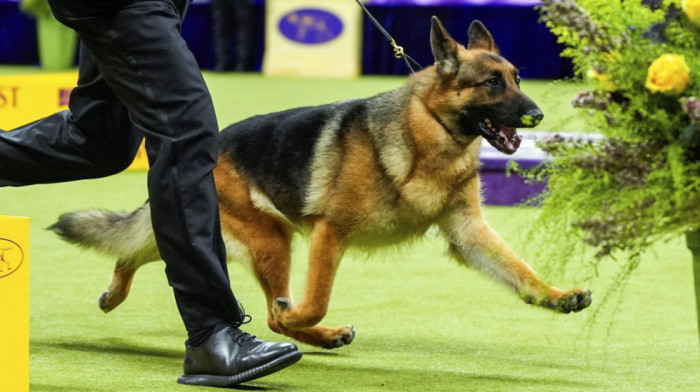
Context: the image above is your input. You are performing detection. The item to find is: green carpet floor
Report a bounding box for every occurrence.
[1,70,698,391]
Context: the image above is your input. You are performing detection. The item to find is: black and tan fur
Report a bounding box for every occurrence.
[51,18,592,349]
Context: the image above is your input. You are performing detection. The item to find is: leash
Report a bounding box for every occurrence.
[354,0,423,74]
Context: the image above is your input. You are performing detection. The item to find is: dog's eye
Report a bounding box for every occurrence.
[485,77,500,88]
[515,76,521,86]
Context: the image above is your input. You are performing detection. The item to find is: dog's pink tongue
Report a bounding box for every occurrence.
[499,127,520,152]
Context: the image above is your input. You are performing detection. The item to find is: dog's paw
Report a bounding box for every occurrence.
[322,325,356,349]
[554,289,592,314]
[98,291,117,313]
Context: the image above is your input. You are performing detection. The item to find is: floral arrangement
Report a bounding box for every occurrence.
[521,0,700,289]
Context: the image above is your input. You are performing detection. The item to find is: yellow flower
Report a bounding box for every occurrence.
[587,69,618,92]
[645,54,690,95]
[684,0,700,26]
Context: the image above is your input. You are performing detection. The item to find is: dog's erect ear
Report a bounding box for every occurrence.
[467,20,499,53]
[430,16,459,74]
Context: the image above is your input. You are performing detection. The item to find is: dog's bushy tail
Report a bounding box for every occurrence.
[49,203,159,261]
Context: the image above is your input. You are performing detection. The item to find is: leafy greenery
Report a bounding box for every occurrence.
[524,0,700,288]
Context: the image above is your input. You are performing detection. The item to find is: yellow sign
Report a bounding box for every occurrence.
[0,216,30,392]
[264,0,363,77]
[0,73,148,170]
[0,72,76,130]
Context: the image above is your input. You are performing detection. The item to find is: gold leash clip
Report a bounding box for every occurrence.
[390,39,405,59]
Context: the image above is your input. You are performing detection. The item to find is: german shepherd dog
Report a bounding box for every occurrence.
[51,18,592,349]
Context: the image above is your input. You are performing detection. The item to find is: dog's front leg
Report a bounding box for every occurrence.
[438,204,592,313]
[272,217,346,328]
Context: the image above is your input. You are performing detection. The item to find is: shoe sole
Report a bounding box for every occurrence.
[177,350,302,387]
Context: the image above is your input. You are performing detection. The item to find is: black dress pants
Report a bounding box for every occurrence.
[0,0,244,332]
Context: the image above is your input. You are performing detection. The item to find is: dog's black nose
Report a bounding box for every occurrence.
[526,107,544,122]
[521,107,543,127]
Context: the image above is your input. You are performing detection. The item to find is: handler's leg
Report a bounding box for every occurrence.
[51,0,243,333]
[48,0,300,386]
[0,44,143,186]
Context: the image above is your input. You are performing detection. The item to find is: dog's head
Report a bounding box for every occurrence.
[423,17,543,154]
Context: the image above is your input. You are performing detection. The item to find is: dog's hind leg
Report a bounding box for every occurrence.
[98,242,161,312]
[50,203,162,312]
[99,259,138,312]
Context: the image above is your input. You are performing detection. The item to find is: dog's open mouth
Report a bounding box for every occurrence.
[478,118,522,155]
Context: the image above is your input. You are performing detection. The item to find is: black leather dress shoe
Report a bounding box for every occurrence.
[177,326,302,387]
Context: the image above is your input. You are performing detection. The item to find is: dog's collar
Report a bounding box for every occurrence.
[423,105,475,144]
[428,108,452,134]
[420,101,453,134]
